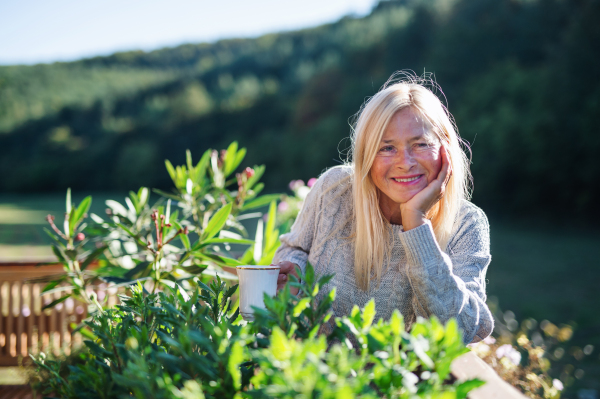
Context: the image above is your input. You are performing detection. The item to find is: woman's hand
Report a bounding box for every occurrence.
[272,261,300,295]
[400,145,452,231]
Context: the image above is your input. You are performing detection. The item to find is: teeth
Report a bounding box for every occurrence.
[393,176,420,183]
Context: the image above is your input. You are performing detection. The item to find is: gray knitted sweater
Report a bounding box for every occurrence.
[273,165,494,344]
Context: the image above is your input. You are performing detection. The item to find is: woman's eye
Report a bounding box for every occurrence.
[379,145,394,152]
[414,142,432,150]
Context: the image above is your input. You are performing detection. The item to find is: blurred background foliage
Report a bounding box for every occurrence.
[1,0,598,222]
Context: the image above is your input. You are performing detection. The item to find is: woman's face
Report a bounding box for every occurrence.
[370,107,443,208]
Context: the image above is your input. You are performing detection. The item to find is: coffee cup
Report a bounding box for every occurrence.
[236,265,280,321]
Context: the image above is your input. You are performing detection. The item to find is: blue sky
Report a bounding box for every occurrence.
[0,0,377,65]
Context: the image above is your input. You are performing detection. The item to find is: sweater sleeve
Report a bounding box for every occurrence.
[272,176,325,274]
[398,207,494,344]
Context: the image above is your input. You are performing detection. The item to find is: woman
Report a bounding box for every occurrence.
[272,75,493,344]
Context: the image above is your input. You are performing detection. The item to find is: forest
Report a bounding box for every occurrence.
[0,0,598,222]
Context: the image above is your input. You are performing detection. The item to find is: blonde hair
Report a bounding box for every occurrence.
[350,72,471,291]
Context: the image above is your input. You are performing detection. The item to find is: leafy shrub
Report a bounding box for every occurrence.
[40,142,279,315]
[31,264,484,399]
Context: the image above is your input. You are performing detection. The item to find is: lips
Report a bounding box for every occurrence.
[391,174,423,183]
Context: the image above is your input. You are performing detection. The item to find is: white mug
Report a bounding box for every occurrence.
[236,265,280,321]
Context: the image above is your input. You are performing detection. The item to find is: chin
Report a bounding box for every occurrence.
[392,189,423,204]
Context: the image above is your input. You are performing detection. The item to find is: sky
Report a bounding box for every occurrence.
[0,0,377,65]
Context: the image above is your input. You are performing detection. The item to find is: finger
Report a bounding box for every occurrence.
[277,274,288,283]
[436,145,451,184]
[276,261,295,273]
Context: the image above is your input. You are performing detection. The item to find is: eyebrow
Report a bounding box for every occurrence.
[381,135,428,144]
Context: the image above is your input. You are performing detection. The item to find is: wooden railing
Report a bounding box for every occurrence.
[0,263,117,367]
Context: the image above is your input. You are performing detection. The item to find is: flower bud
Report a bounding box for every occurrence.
[46,214,55,223]
[75,233,85,241]
[245,167,255,178]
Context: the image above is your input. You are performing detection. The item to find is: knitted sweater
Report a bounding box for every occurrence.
[273,165,494,344]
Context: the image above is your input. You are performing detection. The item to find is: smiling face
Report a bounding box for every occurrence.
[370,107,443,213]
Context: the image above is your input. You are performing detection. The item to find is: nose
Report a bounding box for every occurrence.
[395,148,417,170]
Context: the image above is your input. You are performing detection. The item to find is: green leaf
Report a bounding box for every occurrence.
[42,294,71,310]
[245,164,265,189]
[304,262,315,286]
[123,261,151,280]
[194,252,243,267]
[223,141,238,176]
[195,149,211,183]
[106,200,128,217]
[230,147,246,175]
[362,299,376,329]
[240,194,281,211]
[70,323,97,340]
[390,310,404,336]
[152,188,182,201]
[228,341,244,390]
[270,328,291,361]
[293,297,311,317]
[202,202,232,241]
[41,280,62,294]
[138,187,149,208]
[180,234,191,250]
[43,228,66,248]
[456,379,486,399]
[165,159,177,182]
[204,238,254,245]
[264,201,278,251]
[70,196,92,234]
[65,188,72,215]
[80,245,107,271]
[186,149,194,172]
[165,199,171,224]
[52,245,68,263]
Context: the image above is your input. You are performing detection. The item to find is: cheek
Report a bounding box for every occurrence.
[370,157,393,181]
[416,150,442,180]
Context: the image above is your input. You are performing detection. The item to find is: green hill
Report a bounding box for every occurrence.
[0,0,598,221]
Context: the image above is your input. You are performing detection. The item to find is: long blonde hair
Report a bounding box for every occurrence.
[350,73,471,291]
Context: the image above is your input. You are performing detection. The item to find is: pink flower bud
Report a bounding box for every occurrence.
[245,167,255,178]
[183,226,189,235]
[307,178,317,188]
[289,180,304,191]
[278,201,289,212]
[75,233,85,241]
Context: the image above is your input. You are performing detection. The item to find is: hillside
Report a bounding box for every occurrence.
[0,0,598,220]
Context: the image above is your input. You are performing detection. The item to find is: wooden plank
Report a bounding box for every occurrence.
[6,282,14,358]
[451,352,527,399]
[16,282,24,357]
[49,293,57,356]
[0,282,5,357]
[37,295,45,356]
[26,284,34,354]
[0,264,65,282]
[58,296,66,350]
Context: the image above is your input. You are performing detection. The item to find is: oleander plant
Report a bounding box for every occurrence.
[31,264,484,399]
[38,142,280,315]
